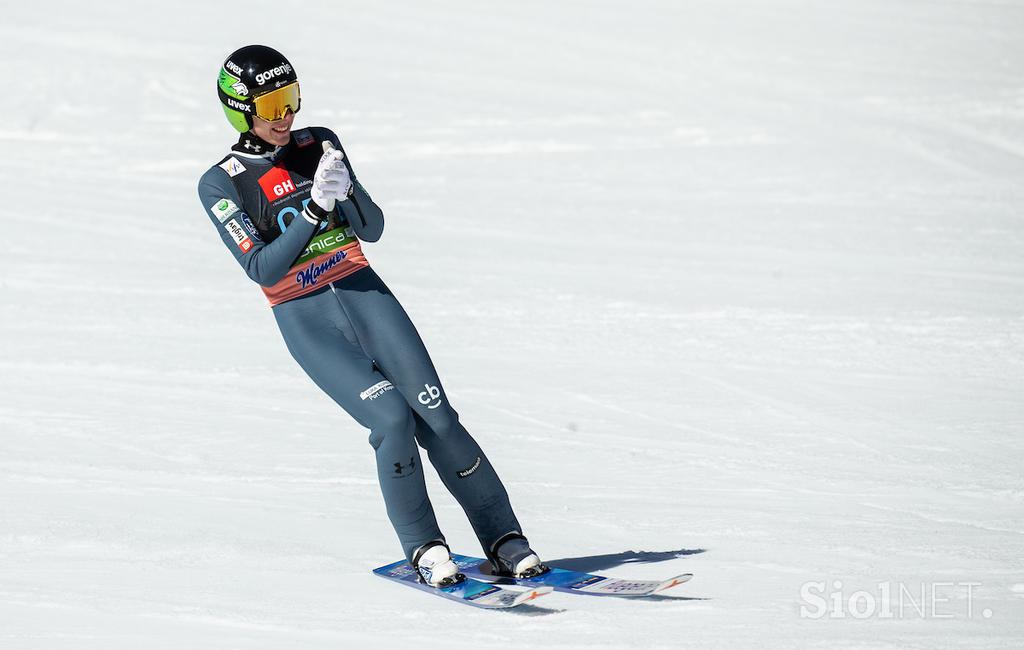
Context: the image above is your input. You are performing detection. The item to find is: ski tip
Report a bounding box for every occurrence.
[372,559,410,576]
[513,585,554,606]
[651,573,694,595]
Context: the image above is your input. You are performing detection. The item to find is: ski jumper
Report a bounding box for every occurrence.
[197,127,523,562]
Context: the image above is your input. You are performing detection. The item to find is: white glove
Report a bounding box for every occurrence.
[304,141,353,223]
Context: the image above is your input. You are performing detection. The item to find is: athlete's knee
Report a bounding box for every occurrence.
[419,408,464,441]
[367,405,415,450]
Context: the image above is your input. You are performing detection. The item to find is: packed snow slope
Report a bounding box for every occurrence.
[2,1,1023,648]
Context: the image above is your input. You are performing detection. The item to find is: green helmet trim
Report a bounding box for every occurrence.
[218,67,252,133]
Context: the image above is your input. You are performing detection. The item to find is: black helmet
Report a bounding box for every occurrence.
[217,44,300,133]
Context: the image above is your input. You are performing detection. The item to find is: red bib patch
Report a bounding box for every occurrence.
[258,165,297,200]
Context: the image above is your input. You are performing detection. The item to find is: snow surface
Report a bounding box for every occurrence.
[3,0,1024,648]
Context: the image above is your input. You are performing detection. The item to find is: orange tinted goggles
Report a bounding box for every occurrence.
[253,82,301,122]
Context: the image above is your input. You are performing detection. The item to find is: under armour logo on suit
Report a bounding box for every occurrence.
[393,457,416,477]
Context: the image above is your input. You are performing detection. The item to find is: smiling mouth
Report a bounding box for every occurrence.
[272,125,289,134]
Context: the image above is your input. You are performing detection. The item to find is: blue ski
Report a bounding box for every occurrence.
[372,558,552,609]
[452,554,693,597]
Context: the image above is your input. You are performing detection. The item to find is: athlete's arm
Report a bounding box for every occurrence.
[198,167,317,287]
[321,128,369,194]
[318,128,385,242]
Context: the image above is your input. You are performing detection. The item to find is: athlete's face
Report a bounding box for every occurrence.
[251,109,294,146]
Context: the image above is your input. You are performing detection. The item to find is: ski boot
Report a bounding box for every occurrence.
[412,540,464,588]
[488,532,549,579]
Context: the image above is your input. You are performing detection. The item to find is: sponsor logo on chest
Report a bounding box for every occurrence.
[258,165,298,200]
[294,250,348,288]
[294,129,315,148]
[218,157,246,177]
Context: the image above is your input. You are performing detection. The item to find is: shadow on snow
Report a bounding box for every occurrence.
[545,548,706,573]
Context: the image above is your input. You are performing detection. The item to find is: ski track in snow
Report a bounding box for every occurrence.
[3,1,1024,648]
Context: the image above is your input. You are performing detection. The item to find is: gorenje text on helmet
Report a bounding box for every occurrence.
[255,63,293,86]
